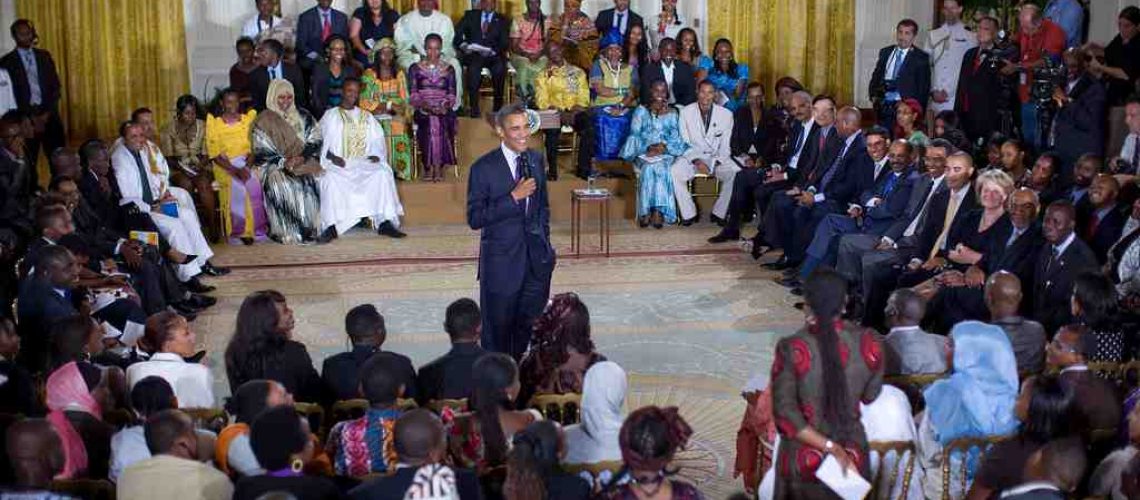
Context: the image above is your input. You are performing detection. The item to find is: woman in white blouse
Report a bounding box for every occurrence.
[125,311,215,408]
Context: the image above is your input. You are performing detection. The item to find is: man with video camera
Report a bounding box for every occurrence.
[955,16,1018,143]
[1007,2,1065,151]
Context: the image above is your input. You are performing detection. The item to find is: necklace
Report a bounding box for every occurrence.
[603,58,623,90]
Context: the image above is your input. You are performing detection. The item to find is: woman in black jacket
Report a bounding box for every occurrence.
[225,290,329,405]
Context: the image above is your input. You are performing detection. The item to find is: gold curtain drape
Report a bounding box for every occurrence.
[707,0,856,105]
[15,0,190,141]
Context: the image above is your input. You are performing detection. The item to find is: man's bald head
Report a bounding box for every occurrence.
[394,409,445,465]
[6,419,65,488]
[885,289,925,327]
[985,271,1023,319]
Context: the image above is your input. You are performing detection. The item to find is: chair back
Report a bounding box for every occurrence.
[293,402,325,439]
[1087,362,1123,382]
[564,460,625,494]
[939,435,1010,500]
[528,392,582,425]
[427,398,468,413]
[50,479,115,500]
[183,407,229,434]
[884,373,946,414]
[867,440,917,500]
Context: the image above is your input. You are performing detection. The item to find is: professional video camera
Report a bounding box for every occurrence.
[1031,55,1067,106]
[980,31,1017,73]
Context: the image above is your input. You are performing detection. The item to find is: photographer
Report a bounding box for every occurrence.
[1008,2,1065,151]
[1050,47,1105,177]
[1090,6,1140,157]
[955,16,1017,143]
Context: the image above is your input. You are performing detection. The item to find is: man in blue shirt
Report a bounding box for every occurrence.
[1045,0,1085,49]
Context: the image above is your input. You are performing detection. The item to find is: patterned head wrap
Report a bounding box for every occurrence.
[618,405,692,472]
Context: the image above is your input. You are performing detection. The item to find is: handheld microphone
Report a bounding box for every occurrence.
[519,151,533,181]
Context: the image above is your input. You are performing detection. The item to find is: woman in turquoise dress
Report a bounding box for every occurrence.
[701,38,750,111]
[620,80,688,229]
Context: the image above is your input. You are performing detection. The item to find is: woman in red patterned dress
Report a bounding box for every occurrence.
[770,269,885,498]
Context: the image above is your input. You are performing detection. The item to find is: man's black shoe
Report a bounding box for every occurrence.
[793,302,805,310]
[680,216,697,227]
[762,256,790,270]
[186,293,217,309]
[377,221,407,238]
[184,277,216,294]
[171,302,200,321]
[779,276,801,288]
[789,287,804,296]
[710,214,726,227]
[318,226,338,243]
[707,231,739,244]
[750,235,770,260]
[468,107,481,119]
[201,262,230,276]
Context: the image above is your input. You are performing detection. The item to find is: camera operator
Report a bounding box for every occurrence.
[1050,47,1105,179]
[1006,1,1065,151]
[1089,6,1140,157]
[955,16,1017,143]
[869,19,930,134]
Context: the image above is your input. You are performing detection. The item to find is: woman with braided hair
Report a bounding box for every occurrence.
[769,268,885,498]
[504,420,590,500]
[517,292,606,407]
[601,405,703,499]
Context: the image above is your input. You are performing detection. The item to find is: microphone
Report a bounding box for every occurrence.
[519,151,533,181]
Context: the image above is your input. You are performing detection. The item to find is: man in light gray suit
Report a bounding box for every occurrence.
[882,289,948,375]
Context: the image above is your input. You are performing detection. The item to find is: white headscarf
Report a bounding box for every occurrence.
[266,78,305,135]
[563,361,627,465]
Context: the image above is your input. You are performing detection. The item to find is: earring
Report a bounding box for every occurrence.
[291,458,303,473]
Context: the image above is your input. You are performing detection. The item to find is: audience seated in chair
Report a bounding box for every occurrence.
[997,437,1088,500]
[348,408,481,500]
[619,79,689,228]
[446,352,542,472]
[416,298,486,406]
[326,352,409,477]
[984,271,1047,374]
[117,410,232,500]
[0,317,40,416]
[564,361,627,470]
[964,374,1080,500]
[1082,174,1127,265]
[671,80,736,227]
[1046,324,1123,434]
[860,384,924,500]
[225,290,329,405]
[916,321,1019,500]
[1090,399,1140,499]
[504,420,591,500]
[323,303,416,402]
[1072,271,1129,363]
[518,293,605,407]
[1,419,68,498]
[602,405,703,499]
[216,379,294,477]
[126,312,214,409]
[1034,200,1100,331]
[234,405,340,500]
[882,289,948,375]
[109,376,216,483]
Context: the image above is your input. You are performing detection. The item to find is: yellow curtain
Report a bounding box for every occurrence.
[707,0,855,105]
[15,0,190,141]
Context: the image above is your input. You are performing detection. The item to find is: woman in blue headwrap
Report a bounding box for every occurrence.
[916,320,1020,500]
[589,28,638,163]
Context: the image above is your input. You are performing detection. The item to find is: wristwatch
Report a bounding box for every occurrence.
[824,440,835,452]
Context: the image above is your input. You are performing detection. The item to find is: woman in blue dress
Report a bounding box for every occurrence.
[701,38,750,111]
[590,29,638,162]
[620,80,689,229]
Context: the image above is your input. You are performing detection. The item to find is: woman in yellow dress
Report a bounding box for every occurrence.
[206,88,268,244]
[359,38,413,180]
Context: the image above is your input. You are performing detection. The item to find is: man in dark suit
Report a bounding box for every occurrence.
[323,304,416,402]
[1033,200,1099,334]
[0,117,32,244]
[595,0,645,50]
[295,0,349,72]
[639,38,695,107]
[1051,48,1106,175]
[348,409,482,499]
[761,95,842,271]
[454,0,509,117]
[416,298,486,406]
[869,18,931,133]
[249,39,307,112]
[799,133,918,282]
[1047,324,1122,432]
[466,103,555,360]
[955,16,1017,142]
[1079,174,1126,264]
[15,244,78,370]
[0,20,63,183]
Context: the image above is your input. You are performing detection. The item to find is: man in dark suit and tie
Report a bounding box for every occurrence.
[295,0,349,72]
[15,244,78,370]
[249,39,307,112]
[415,298,487,406]
[595,0,646,52]
[0,20,63,188]
[1051,48,1106,175]
[454,0,510,117]
[869,18,931,133]
[640,38,695,107]
[1079,175,1126,264]
[348,410,482,499]
[1034,200,1099,334]
[1047,324,1122,432]
[466,103,555,360]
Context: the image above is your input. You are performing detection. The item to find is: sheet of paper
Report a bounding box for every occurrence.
[816,454,871,500]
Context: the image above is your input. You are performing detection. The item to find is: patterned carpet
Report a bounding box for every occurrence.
[197,222,798,497]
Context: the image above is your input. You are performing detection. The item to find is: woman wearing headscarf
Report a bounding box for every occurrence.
[860,385,924,500]
[46,360,122,479]
[518,293,606,407]
[564,362,627,471]
[601,405,702,499]
[769,269,884,498]
[251,79,324,245]
[590,29,638,162]
[360,38,413,180]
[916,320,1020,500]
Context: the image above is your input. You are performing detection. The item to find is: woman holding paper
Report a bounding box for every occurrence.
[770,269,884,498]
[620,80,688,228]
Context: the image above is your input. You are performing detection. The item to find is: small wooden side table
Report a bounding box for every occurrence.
[570,188,611,257]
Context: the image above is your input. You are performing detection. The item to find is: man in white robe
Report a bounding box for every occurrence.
[318,78,406,239]
[924,0,976,113]
[111,122,220,284]
[672,80,736,225]
[395,0,463,110]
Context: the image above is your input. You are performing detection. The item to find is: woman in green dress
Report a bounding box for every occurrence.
[359,38,414,180]
[770,269,884,498]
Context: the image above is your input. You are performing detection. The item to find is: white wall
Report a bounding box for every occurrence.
[0,0,16,55]
[1090,1,1139,45]
[853,0,934,107]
